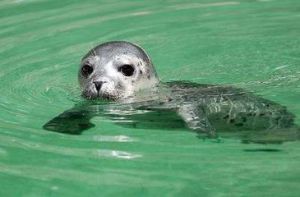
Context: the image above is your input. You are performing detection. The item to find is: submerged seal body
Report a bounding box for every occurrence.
[44,41,298,143]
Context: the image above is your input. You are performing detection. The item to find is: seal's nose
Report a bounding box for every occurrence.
[93,81,104,92]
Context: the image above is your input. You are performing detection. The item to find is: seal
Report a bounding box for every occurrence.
[43,41,299,143]
[79,41,159,100]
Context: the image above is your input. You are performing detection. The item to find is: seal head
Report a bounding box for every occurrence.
[79,41,159,100]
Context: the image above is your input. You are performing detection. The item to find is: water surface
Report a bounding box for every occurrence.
[0,0,300,196]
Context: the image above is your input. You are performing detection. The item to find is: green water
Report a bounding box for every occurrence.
[1,0,300,196]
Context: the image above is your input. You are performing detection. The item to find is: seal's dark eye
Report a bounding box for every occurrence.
[119,64,135,76]
[81,64,93,77]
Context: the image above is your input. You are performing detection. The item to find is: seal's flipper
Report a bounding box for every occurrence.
[43,108,94,135]
[178,104,216,138]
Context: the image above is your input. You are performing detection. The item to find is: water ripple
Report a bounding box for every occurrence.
[0,0,300,195]
[96,150,142,159]
[93,135,136,142]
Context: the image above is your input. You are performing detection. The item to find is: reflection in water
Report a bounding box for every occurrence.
[43,81,299,144]
[243,148,281,152]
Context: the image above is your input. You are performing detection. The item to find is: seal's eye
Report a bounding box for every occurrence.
[81,64,93,77]
[119,64,135,76]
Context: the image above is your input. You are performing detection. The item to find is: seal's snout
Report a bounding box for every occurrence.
[93,81,106,91]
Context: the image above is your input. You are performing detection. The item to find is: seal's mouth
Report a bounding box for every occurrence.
[98,92,118,101]
[81,90,118,101]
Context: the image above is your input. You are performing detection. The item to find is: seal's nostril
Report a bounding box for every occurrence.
[93,81,104,91]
